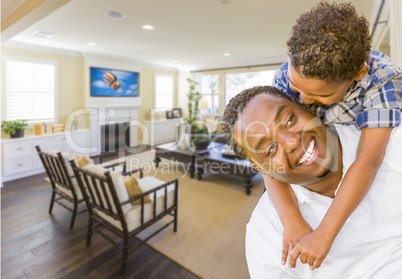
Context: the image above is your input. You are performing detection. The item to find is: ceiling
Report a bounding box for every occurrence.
[2,0,376,71]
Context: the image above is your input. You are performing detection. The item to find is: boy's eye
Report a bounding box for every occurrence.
[285,115,294,128]
[266,142,277,157]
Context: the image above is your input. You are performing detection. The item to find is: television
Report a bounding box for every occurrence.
[90,67,139,97]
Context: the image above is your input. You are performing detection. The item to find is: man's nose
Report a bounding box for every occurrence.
[299,93,315,104]
[279,130,301,153]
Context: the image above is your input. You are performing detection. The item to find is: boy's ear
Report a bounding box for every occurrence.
[353,64,370,81]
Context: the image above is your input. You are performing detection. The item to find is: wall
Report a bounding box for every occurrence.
[1,47,180,143]
[1,47,86,135]
[139,67,179,121]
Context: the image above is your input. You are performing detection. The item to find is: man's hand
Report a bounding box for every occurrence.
[282,219,312,265]
[288,228,335,270]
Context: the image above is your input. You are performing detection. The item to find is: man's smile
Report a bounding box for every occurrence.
[296,138,318,166]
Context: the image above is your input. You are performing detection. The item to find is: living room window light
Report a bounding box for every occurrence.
[3,57,57,122]
[224,70,276,105]
[154,74,173,109]
[200,74,219,114]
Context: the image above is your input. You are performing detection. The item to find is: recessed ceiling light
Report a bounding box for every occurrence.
[32,30,54,38]
[220,1,230,6]
[87,42,96,46]
[224,53,231,56]
[106,11,124,19]
[142,25,155,30]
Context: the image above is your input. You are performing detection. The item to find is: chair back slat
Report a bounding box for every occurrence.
[99,179,114,213]
[36,146,77,199]
[72,162,125,222]
[91,175,105,209]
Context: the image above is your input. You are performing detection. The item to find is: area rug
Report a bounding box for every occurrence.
[119,150,264,279]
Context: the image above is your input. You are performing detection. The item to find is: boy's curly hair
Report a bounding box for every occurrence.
[287,1,371,81]
[223,86,292,160]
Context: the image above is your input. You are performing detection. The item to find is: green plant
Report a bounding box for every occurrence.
[191,122,208,135]
[1,119,29,134]
[186,78,202,125]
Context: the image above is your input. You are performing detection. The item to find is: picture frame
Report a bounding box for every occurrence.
[90,67,140,97]
[172,108,182,118]
[166,110,174,119]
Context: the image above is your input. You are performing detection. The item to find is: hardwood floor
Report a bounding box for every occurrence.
[1,165,201,278]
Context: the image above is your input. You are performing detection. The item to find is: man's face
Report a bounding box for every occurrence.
[233,93,339,185]
[287,64,353,106]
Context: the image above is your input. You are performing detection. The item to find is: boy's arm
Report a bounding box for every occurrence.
[288,127,392,270]
[263,175,312,265]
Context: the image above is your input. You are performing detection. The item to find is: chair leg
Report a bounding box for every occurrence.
[173,209,178,232]
[49,192,56,214]
[69,203,78,229]
[86,219,93,246]
[120,237,129,275]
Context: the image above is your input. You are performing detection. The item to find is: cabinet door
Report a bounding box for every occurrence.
[154,122,167,144]
[62,132,90,154]
[33,136,63,166]
[166,120,178,141]
[3,140,34,158]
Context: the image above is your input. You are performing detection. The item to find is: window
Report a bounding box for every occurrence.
[200,74,219,114]
[3,57,57,122]
[224,70,276,105]
[154,74,174,109]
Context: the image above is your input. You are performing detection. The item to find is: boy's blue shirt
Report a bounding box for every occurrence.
[272,49,402,129]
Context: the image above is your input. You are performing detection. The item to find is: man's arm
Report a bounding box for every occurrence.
[288,127,392,269]
[263,176,312,265]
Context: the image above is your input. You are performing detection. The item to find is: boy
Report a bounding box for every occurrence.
[268,2,402,270]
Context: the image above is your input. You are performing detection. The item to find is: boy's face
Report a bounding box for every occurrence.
[287,64,354,106]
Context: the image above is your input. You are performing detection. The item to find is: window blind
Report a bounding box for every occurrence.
[154,75,173,109]
[5,59,56,122]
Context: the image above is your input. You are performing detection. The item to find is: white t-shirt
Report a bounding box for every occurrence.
[246,124,402,279]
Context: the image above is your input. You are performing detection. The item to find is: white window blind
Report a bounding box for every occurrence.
[5,59,56,122]
[154,74,173,109]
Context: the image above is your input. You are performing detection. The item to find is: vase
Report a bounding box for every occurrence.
[10,129,24,138]
[191,134,211,150]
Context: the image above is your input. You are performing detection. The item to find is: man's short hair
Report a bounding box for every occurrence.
[223,86,292,160]
[287,1,371,81]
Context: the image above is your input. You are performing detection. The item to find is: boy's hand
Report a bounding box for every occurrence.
[281,219,312,265]
[287,227,334,270]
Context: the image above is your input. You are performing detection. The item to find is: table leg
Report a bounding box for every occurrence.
[154,156,161,168]
[188,163,195,178]
[196,167,204,180]
[243,178,253,195]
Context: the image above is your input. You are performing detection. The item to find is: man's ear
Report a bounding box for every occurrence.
[251,163,272,179]
[353,64,370,81]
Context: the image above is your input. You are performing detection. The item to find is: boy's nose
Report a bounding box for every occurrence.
[299,93,315,105]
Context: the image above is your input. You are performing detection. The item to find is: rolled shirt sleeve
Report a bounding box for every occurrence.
[356,73,402,129]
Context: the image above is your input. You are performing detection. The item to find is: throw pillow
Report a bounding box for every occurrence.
[122,175,152,204]
[71,152,95,167]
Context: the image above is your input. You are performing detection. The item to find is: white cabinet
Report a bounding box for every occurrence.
[1,130,90,182]
[143,119,179,146]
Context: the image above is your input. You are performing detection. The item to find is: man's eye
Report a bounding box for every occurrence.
[266,142,277,157]
[285,115,294,128]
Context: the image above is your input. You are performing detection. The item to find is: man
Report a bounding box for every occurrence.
[223,85,402,278]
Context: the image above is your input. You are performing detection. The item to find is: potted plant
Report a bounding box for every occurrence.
[1,119,29,138]
[185,78,211,150]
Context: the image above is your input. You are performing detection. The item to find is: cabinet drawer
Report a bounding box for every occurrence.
[3,155,36,175]
[3,141,34,158]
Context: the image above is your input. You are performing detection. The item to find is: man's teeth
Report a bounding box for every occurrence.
[298,139,315,165]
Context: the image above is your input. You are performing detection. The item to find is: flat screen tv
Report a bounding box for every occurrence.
[90,67,139,97]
